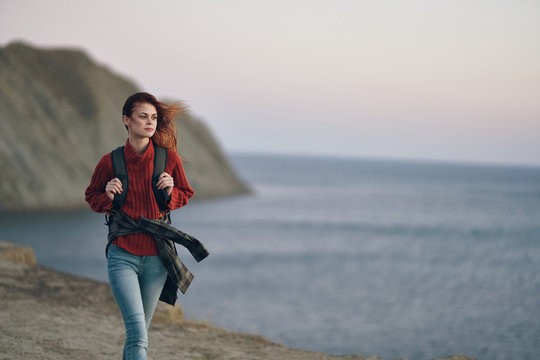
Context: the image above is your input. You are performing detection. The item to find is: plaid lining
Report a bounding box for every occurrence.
[106,210,209,303]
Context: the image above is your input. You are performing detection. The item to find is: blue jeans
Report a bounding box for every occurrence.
[107,244,168,360]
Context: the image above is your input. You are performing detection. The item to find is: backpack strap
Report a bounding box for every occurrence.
[152,146,171,212]
[109,145,170,212]
[111,146,128,210]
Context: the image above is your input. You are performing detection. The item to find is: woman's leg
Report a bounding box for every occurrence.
[139,253,168,329]
[107,245,168,360]
[107,245,149,360]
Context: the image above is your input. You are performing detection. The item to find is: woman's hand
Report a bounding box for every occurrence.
[105,177,123,201]
[156,172,174,196]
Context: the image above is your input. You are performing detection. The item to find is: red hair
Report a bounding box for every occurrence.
[122,92,187,153]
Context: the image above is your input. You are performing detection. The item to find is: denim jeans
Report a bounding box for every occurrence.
[107,244,168,360]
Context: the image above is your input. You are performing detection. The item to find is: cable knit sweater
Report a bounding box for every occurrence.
[85,139,194,255]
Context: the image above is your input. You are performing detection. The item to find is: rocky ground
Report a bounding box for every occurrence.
[0,241,475,360]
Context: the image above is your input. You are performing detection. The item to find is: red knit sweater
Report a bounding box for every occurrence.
[85,139,194,255]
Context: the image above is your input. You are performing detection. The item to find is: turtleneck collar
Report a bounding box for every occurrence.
[124,138,154,164]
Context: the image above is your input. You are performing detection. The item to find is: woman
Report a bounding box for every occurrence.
[85,92,196,359]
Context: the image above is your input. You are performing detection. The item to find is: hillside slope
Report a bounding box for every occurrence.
[0,42,249,211]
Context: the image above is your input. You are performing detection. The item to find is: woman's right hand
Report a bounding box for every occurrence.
[105,178,123,201]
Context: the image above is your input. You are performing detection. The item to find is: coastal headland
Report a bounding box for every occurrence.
[0,41,250,212]
[0,241,475,360]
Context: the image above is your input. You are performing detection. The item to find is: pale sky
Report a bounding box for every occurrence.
[1,0,539,166]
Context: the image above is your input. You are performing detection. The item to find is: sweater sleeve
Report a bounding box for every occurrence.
[85,154,114,213]
[166,151,195,210]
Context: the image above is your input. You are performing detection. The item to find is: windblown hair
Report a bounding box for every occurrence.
[122,92,186,153]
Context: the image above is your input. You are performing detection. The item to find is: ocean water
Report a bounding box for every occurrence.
[2,153,540,360]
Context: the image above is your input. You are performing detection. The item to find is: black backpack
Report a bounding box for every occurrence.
[104,144,172,255]
[110,145,171,212]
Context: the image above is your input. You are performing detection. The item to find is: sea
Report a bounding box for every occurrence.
[2,153,540,360]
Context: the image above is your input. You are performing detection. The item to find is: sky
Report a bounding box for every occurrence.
[1,0,539,166]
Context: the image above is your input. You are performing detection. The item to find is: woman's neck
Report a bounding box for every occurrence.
[128,136,150,155]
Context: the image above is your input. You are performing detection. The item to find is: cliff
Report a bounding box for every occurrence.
[0,241,476,360]
[0,41,250,212]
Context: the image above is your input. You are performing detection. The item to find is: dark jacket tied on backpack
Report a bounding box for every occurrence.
[106,209,209,305]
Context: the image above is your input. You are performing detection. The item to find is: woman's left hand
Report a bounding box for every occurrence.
[156,172,174,196]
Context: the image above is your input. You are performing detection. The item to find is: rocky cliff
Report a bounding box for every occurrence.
[0,41,250,212]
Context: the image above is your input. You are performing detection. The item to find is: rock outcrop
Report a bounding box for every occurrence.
[0,41,250,212]
[0,241,37,265]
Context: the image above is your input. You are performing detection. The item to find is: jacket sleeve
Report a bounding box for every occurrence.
[85,154,114,213]
[166,151,195,210]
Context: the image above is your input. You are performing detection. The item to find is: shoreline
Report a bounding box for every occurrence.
[0,241,475,360]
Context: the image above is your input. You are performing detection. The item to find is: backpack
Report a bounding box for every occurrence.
[110,145,171,213]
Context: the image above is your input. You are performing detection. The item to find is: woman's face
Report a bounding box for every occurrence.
[123,102,157,139]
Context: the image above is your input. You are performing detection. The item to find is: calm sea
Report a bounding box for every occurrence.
[2,153,540,360]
